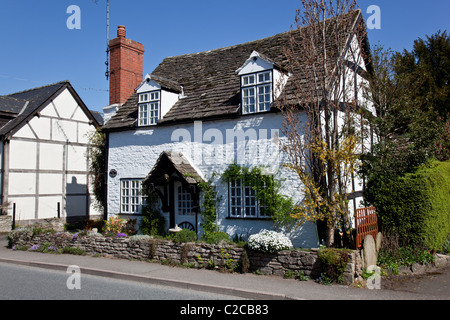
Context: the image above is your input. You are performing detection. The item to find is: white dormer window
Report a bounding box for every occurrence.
[241,70,272,114]
[139,91,160,126]
[237,51,290,115]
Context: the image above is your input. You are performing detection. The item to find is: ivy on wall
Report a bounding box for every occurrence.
[139,163,299,238]
[221,163,297,231]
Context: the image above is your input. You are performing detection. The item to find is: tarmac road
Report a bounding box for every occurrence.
[382,264,450,297]
[1,234,449,301]
[0,262,242,300]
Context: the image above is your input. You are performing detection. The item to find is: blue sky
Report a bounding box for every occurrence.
[0,0,448,113]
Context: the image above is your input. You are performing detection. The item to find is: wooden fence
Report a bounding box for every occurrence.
[355,207,378,250]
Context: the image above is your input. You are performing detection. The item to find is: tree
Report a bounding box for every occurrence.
[362,31,450,245]
[362,31,450,180]
[394,31,449,121]
[277,0,369,246]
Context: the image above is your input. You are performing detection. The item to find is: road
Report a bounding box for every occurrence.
[382,264,450,297]
[0,262,243,300]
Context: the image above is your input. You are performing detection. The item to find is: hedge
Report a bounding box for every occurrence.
[365,161,450,251]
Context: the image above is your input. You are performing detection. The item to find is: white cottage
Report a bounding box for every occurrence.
[102,11,373,248]
[0,81,102,224]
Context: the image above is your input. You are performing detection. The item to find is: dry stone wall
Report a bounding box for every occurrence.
[9,231,362,285]
[0,216,12,233]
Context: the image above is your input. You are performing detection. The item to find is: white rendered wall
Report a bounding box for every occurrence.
[107,112,319,248]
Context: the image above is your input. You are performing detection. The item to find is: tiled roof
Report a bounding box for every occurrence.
[0,81,101,136]
[103,10,364,132]
[0,96,28,114]
[141,74,182,94]
[144,151,204,187]
[0,81,68,136]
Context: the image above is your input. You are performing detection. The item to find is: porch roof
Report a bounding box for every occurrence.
[143,151,204,188]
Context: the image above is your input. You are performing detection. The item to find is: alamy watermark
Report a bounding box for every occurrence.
[367,5,381,30]
[65,4,381,31]
[66,265,81,290]
[66,5,81,30]
[366,265,382,289]
[170,121,281,168]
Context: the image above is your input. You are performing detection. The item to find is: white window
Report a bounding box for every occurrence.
[230,179,242,217]
[177,186,194,216]
[121,179,146,214]
[242,74,255,86]
[139,104,148,126]
[139,93,148,103]
[138,91,160,126]
[229,178,269,219]
[241,71,272,114]
[242,88,256,114]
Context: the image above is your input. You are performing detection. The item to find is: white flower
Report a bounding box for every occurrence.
[248,229,293,253]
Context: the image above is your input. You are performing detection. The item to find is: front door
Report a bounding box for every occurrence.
[174,181,196,231]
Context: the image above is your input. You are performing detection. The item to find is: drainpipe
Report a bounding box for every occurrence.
[0,139,4,214]
[103,132,110,221]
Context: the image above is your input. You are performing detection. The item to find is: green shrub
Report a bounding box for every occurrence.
[171,229,197,243]
[61,246,87,255]
[444,235,450,254]
[377,247,435,274]
[365,161,450,251]
[202,231,231,245]
[140,206,167,237]
[318,248,352,283]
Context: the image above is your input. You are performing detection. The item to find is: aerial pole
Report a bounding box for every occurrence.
[105,0,110,80]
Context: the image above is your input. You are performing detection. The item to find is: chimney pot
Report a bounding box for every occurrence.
[117,25,126,38]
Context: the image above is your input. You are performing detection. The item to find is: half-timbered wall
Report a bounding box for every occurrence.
[4,88,100,222]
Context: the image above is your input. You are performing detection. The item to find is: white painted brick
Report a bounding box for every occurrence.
[107,113,319,248]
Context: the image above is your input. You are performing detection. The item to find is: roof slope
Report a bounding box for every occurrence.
[144,151,204,187]
[0,81,101,137]
[103,10,365,132]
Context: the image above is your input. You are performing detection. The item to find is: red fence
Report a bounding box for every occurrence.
[355,207,378,250]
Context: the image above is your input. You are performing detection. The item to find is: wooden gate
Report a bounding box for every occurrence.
[355,207,378,250]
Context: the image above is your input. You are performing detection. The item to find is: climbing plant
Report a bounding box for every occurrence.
[221,164,296,231]
[86,129,106,212]
[198,178,221,237]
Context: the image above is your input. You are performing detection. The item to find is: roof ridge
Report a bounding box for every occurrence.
[6,80,69,97]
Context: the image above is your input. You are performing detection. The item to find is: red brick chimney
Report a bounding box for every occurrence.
[108,26,145,105]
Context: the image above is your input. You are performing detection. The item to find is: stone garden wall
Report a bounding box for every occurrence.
[8,230,363,285]
[0,216,12,233]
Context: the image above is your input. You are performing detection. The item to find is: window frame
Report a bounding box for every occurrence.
[177,185,195,216]
[120,179,146,214]
[228,177,270,219]
[241,70,273,115]
[138,90,161,126]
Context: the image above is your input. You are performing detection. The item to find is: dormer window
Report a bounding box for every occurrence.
[241,70,272,114]
[136,74,182,126]
[138,91,160,126]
